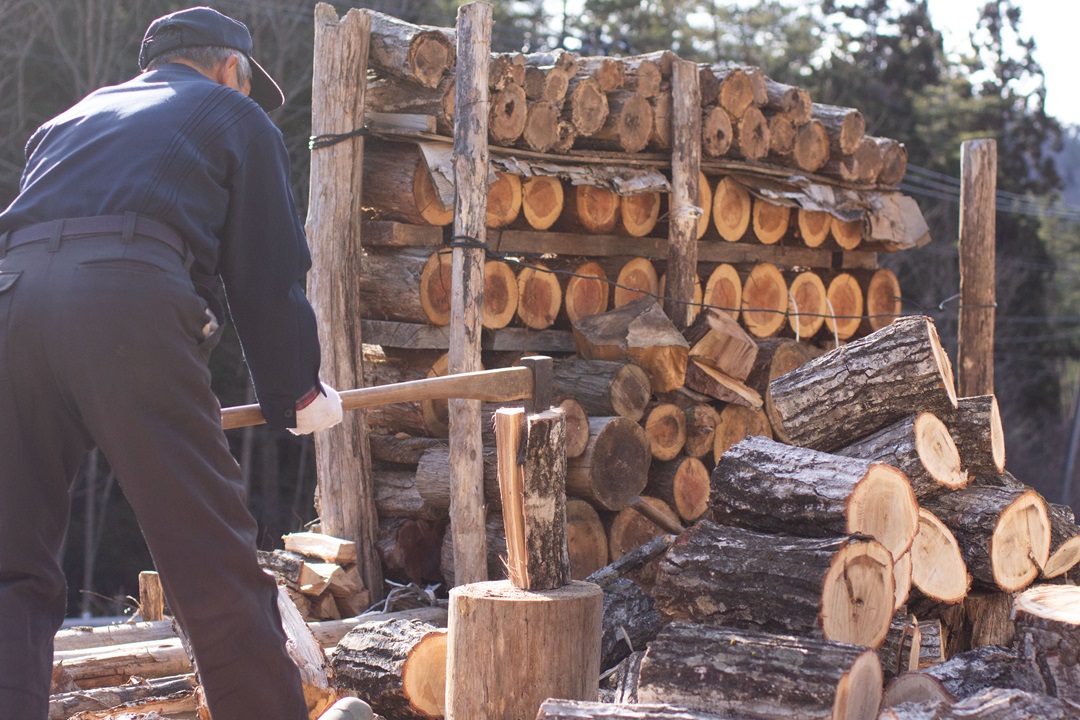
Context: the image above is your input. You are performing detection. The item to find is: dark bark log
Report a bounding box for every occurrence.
[567,416,651,511]
[538,700,728,720]
[366,76,455,133]
[552,357,651,422]
[940,395,1006,478]
[879,613,920,681]
[368,434,445,466]
[377,517,445,586]
[813,103,866,155]
[368,11,454,89]
[910,644,1047,700]
[598,577,663,671]
[373,468,445,521]
[585,532,675,591]
[1012,584,1080,704]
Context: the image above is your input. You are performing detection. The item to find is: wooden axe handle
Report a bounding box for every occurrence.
[221,366,534,430]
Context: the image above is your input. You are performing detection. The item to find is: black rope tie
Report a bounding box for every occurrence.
[448,235,489,250]
[308,127,368,150]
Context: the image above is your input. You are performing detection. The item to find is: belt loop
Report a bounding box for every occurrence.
[48,220,64,252]
[0,230,8,259]
[121,211,137,244]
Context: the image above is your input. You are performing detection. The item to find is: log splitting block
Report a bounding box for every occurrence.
[220,355,554,430]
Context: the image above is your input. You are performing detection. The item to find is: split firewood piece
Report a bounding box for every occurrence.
[606,496,679,563]
[330,618,447,719]
[566,497,609,580]
[683,359,761,409]
[792,119,830,172]
[768,315,959,452]
[764,79,813,123]
[711,435,919,560]
[898,645,1048,703]
[520,175,564,230]
[895,551,913,610]
[614,257,659,308]
[653,521,895,648]
[495,407,571,590]
[641,403,686,461]
[798,208,833,247]
[703,262,741,321]
[876,137,909,185]
[489,51,525,90]
[1012,584,1080,704]
[572,296,690,393]
[488,84,527,146]
[368,12,455,89]
[138,571,164,622]
[911,507,971,604]
[523,65,571,103]
[939,395,1006,478]
[275,585,334,717]
[598,650,645,704]
[920,485,1051,592]
[767,111,797,157]
[582,90,654,153]
[563,76,609,135]
[516,261,562,329]
[415,444,500,514]
[824,271,864,341]
[711,403,772,461]
[365,75,455,133]
[567,416,650,511]
[563,260,610,322]
[438,514,506,587]
[49,675,196,720]
[879,613,921,681]
[861,267,903,332]
[362,142,452,226]
[713,67,757,115]
[50,641,194,691]
[379,517,444,586]
[356,250,449,325]
[552,357,651,422]
[482,259,518,329]
[637,622,884,720]
[298,562,359,599]
[835,412,968,497]
[918,618,946,667]
[1044,502,1080,579]
[683,309,758,381]
[751,199,790,244]
[831,216,863,250]
[729,105,770,161]
[701,105,733,157]
[561,183,620,234]
[284,532,358,565]
[485,172,522,228]
[712,176,752,241]
[620,191,661,237]
[741,262,788,338]
[786,270,827,339]
[813,103,866,155]
[647,455,711,523]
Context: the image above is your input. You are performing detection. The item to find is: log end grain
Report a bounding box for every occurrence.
[787,270,827,339]
[914,412,968,491]
[848,463,920,560]
[559,397,591,459]
[866,268,903,332]
[821,536,896,648]
[712,176,751,242]
[610,362,652,423]
[912,507,971,604]
[1044,535,1080,579]
[835,649,886,720]
[517,262,563,330]
[614,258,660,308]
[894,552,913,611]
[824,272,863,341]
[621,192,662,237]
[565,497,609,579]
[751,199,791,245]
[401,629,448,717]
[671,456,711,522]
[564,261,611,324]
[522,175,565,230]
[991,490,1051,592]
[486,172,523,228]
[419,251,454,326]
[798,208,833,248]
[482,260,520,330]
[704,263,742,322]
[741,263,788,338]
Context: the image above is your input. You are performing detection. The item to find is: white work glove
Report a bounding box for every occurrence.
[289,382,343,435]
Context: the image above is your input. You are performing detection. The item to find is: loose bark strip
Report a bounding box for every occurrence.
[1044,502,1080,578]
[824,271,864,341]
[552,357,651,422]
[703,263,741,321]
[642,403,687,461]
[862,267,903,332]
[614,258,660,308]
[637,622,884,720]
[751,198,790,245]
[368,11,455,88]
[711,435,919,559]
[911,507,971,604]
[1012,584,1080,703]
[520,175,564,230]
[712,403,772,461]
[516,261,562,330]
[563,260,610,322]
[940,395,1007,478]
[767,315,959,452]
[566,497,609,580]
[561,183,621,234]
[813,103,866,155]
[787,270,827,338]
[879,613,920,681]
[585,532,675,591]
[653,521,895,648]
[607,496,680,562]
[835,412,967,497]
[701,105,733,157]
[792,119,830,172]
[712,176,752,241]
[741,262,788,338]
[567,416,651,511]
[647,455,711,522]
[729,105,770,161]
[798,208,832,248]
[362,141,453,226]
[920,486,1050,592]
[485,172,522,228]
[621,192,662,237]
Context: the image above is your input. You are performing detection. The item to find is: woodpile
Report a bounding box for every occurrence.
[258,531,372,621]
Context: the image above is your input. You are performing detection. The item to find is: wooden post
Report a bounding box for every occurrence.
[664,59,701,331]
[307,5,382,601]
[449,2,492,587]
[958,139,997,397]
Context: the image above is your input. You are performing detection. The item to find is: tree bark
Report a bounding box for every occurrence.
[415,444,499,513]
[1012,584,1080,704]
[918,617,946,667]
[552,357,651,422]
[598,650,645,704]
[538,700,729,719]
[357,249,448,325]
[940,395,1007,478]
[1044,501,1080,579]
[646,455,711,522]
[596,577,663,672]
[813,103,865,155]
[567,416,651,511]
[878,613,920,681]
[908,645,1047,701]
[366,75,455,133]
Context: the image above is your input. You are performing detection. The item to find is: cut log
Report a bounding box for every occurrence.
[940,395,1007,478]
[729,105,770,161]
[1044,502,1080,579]
[710,435,920,560]
[863,267,903,332]
[824,271,864,341]
[712,176,752,241]
[563,260,611,323]
[439,514,507,588]
[683,359,762,408]
[521,175,565,230]
[525,49,579,73]
[482,259,519,330]
[614,257,660,307]
[637,622,883,720]
[595,574,664,672]
[703,263,741,321]
[798,208,833,248]
[852,135,885,183]
[489,52,526,90]
[572,297,690,393]
[582,90,654,153]
[488,83,527,145]
[1012,584,1080,703]
[907,645,1047,701]
[54,621,178,654]
[365,76,455,133]
[373,469,446,521]
[835,412,968,497]
[767,315,959,452]
[765,80,813,123]
[446,580,602,720]
[621,192,662,237]
[523,65,571,103]
[920,486,1051,592]
[378,517,445,586]
[49,640,194,690]
[552,357,651,422]
[711,403,772,461]
[329,618,447,719]
[878,138,909,185]
[416,445,500,516]
[786,270,827,339]
[683,402,720,460]
[744,337,814,402]
[368,12,454,89]
[653,521,895,648]
[516,261,563,330]
[814,103,865,155]
[919,618,946,667]
[518,100,560,152]
[485,172,522,228]
[420,353,455,437]
[792,119,830,172]
[751,199,790,245]
[641,403,687,461]
[623,52,672,96]
[879,613,921,681]
[578,56,625,92]
[356,250,448,325]
[607,496,680,562]
[767,111,797,156]
[831,217,863,250]
[48,674,197,720]
[554,120,578,152]
[714,67,756,115]
[567,416,651,511]
[684,309,758,381]
[658,272,703,327]
[566,497,609,580]
[561,183,620,234]
[741,262,788,338]
[911,507,971,604]
[362,142,453,226]
[701,105,733,157]
[563,76,609,135]
[649,90,672,150]
[647,456,711,523]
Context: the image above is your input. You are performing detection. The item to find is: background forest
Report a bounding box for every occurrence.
[0,0,1075,617]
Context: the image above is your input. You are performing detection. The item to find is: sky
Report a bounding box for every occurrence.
[924,0,1080,127]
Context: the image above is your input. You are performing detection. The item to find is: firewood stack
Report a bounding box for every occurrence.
[259,531,372,622]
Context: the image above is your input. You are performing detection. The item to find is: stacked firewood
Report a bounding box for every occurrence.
[258,532,372,622]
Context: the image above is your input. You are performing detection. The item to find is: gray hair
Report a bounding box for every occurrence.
[146,45,251,87]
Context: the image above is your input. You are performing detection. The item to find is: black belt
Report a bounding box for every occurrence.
[0,213,187,261]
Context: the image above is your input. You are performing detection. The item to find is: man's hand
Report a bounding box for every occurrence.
[289,382,343,435]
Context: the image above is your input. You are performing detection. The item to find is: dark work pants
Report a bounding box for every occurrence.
[0,230,307,720]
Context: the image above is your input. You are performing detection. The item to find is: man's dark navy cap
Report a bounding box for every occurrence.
[139,6,284,112]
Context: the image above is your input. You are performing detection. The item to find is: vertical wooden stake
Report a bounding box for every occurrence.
[449,2,492,587]
[958,139,997,397]
[307,5,382,601]
[138,571,164,621]
[664,59,702,331]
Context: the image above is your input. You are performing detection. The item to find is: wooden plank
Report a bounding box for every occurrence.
[958,139,996,397]
[665,59,702,330]
[362,219,444,248]
[448,2,492,588]
[307,4,382,602]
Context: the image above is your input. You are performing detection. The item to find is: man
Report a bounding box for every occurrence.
[0,7,344,719]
